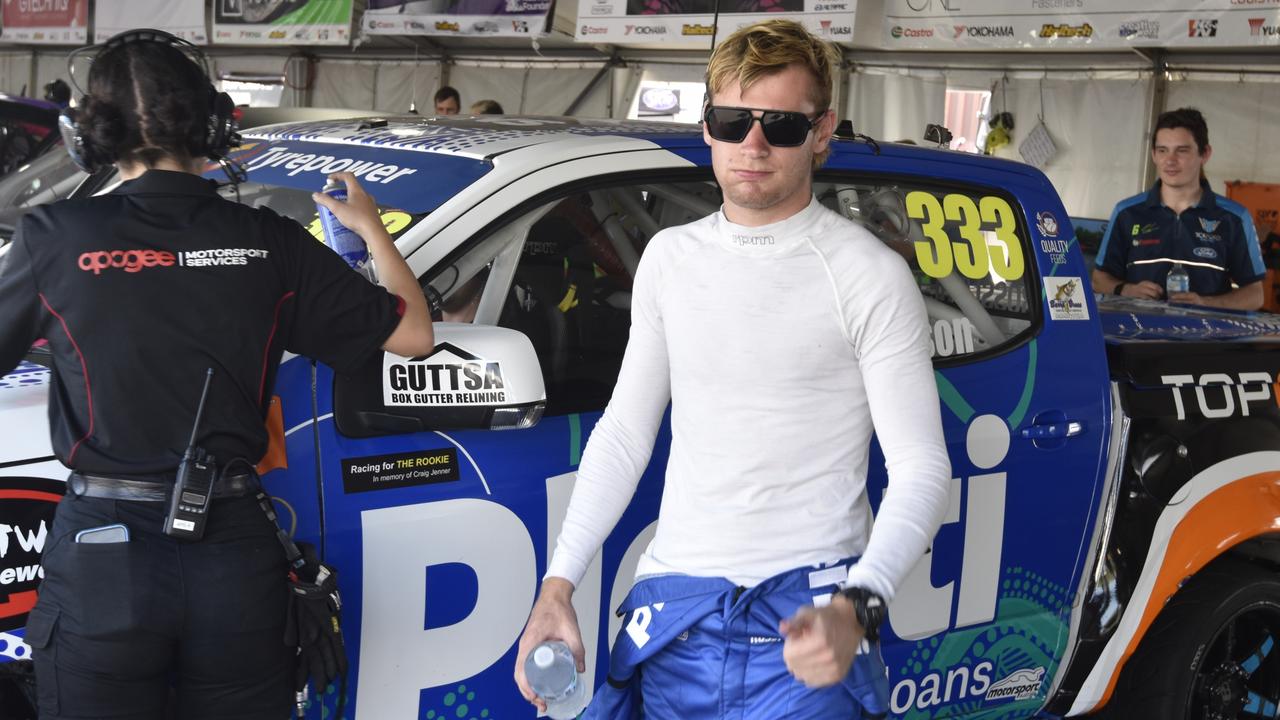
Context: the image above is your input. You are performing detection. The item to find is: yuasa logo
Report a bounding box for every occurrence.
[78,249,176,275]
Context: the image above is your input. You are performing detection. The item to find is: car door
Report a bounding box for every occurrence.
[813,158,1110,718]
[310,154,719,719]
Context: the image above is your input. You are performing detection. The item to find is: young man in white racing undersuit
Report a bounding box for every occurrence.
[514,19,951,718]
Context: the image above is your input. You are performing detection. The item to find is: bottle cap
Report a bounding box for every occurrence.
[533,645,555,669]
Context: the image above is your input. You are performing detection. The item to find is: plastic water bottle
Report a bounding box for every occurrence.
[1166,262,1190,298]
[317,180,376,282]
[524,641,588,719]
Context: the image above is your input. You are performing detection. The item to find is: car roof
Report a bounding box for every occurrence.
[242,115,709,160]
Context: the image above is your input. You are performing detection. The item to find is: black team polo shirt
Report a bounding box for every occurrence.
[0,170,405,476]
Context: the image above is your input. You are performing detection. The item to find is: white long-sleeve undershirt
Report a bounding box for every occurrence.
[545,198,951,600]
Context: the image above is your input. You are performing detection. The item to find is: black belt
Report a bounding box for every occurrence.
[68,471,259,502]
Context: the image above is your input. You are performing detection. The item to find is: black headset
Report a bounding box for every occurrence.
[58,28,239,173]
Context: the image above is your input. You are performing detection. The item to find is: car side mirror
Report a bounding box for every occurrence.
[333,324,546,438]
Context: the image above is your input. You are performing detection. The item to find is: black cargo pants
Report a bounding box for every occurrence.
[25,488,294,720]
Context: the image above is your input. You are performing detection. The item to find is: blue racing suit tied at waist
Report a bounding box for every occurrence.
[586,556,890,720]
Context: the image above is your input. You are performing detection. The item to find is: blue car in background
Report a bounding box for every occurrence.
[3,115,1280,719]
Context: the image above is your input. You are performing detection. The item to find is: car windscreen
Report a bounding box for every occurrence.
[211,180,427,245]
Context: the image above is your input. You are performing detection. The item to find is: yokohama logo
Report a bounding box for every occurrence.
[78,249,175,275]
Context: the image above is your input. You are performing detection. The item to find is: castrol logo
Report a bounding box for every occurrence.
[77,249,176,275]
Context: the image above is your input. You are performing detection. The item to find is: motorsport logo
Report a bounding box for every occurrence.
[953,24,1014,38]
[896,25,936,38]
[819,20,851,36]
[1188,19,1218,37]
[1119,19,1159,39]
[384,343,508,407]
[682,23,714,35]
[985,667,1045,702]
[1045,276,1089,321]
[1040,23,1093,38]
[1249,17,1280,36]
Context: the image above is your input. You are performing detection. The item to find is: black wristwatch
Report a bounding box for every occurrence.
[1113,282,1126,296]
[839,586,885,643]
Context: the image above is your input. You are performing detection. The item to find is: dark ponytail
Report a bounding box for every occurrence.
[74,39,213,169]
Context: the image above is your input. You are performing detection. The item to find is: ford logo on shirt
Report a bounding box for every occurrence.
[1193,246,1219,259]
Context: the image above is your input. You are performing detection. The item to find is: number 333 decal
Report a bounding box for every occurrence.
[906,191,1025,282]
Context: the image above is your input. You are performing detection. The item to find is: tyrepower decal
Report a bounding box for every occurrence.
[243,145,420,184]
[0,478,62,632]
[383,343,508,407]
[341,449,459,494]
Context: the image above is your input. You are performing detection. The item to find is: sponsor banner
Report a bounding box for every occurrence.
[883,0,1280,49]
[94,0,206,44]
[364,0,552,36]
[575,0,855,43]
[0,0,88,44]
[0,477,62,633]
[212,0,352,45]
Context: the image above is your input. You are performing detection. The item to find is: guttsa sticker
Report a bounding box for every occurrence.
[383,342,510,406]
[906,191,1026,282]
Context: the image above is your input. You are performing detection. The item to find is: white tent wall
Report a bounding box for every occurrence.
[845,68,946,144]
[309,58,609,116]
[1166,77,1280,191]
[996,75,1153,220]
[0,53,33,96]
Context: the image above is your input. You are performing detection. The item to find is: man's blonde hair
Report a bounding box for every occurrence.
[705,19,839,116]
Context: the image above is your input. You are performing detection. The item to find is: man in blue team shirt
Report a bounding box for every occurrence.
[1092,107,1264,310]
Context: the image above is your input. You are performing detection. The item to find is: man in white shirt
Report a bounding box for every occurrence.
[514,18,951,718]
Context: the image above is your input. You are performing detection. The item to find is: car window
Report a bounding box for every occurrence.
[433,172,1036,415]
[816,178,1036,363]
[429,177,717,415]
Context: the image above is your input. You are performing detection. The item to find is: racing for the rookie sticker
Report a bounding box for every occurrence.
[383,342,509,406]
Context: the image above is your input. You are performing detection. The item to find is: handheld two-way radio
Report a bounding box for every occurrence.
[164,368,217,541]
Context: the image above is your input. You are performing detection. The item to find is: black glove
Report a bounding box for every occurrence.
[284,542,348,695]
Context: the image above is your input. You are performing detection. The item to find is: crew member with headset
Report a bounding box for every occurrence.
[0,29,434,719]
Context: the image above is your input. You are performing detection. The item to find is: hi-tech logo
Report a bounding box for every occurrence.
[1188,19,1218,37]
[1040,23,1093,38]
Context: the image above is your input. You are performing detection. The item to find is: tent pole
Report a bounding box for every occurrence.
[1140,48,1167,191]
[563,58,615,116]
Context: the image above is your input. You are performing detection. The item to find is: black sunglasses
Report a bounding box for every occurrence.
[703,106,826,147]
